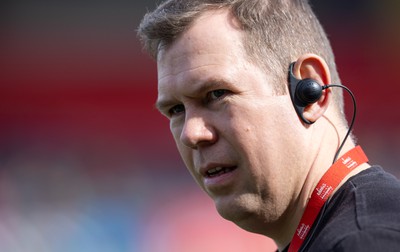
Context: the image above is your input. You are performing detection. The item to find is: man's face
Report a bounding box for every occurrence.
[156,10,310,232]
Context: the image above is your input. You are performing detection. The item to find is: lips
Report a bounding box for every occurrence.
[201,164,238,190]
[200,163,235,177]
[206,166,237,177]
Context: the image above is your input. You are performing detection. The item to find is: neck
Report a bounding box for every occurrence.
[275,139,370,251]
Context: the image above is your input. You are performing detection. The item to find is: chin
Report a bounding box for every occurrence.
[214,194,281,236]
[214,195,262,230]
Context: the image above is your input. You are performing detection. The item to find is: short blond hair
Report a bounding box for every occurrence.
[138,0,345,119]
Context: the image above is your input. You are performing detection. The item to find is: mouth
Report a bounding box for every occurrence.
[206,166,237,178]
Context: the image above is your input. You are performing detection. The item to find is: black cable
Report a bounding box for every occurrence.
[322,84,357,164]
[299,84,357,251]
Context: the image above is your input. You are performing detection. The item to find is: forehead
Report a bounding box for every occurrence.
[157,9,247,80]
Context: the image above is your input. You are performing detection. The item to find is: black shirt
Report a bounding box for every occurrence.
[283,166,400,252]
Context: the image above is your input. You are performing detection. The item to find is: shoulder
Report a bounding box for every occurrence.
[305,166,400,251]
[333,228,400,252]
[350,166,400,230]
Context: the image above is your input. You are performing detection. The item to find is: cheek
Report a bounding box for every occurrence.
[171,129,181,147]
[170,124,198,176]
[170,119,182,139]
[228,100,302,169]
[170,122,187,154]
[171,130,190,164]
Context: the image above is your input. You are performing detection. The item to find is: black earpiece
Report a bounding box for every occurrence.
[288,62,326,124]
[295,78,323,105]
[287,61,358,163]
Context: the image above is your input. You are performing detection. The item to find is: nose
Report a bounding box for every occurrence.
[180,114,217,149]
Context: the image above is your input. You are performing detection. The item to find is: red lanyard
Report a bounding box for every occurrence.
[288,146,368,252]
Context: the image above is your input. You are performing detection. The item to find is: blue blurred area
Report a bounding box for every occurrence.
[0,1,399,251]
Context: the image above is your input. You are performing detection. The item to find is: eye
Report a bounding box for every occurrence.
[208,89,229,100]
[168,104,185,116]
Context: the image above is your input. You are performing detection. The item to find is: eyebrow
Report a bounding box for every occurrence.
[154,99,173,114]
[155,77,231,113]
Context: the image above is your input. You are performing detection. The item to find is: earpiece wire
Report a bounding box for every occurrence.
[323,84,357,164]
[300,83,357,251]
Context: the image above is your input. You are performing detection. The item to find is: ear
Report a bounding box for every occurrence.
[292,54,332,123]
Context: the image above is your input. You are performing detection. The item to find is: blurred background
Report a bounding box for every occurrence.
[1,0,399,251]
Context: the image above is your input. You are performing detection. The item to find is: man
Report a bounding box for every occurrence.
[138,0,400,251]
